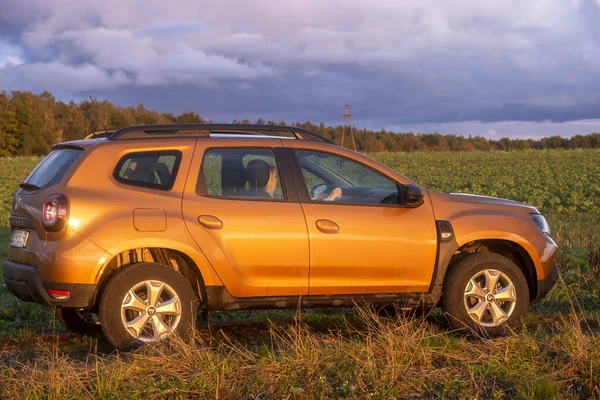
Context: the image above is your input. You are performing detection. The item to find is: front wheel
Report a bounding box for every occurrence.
[441,253,529,337]
[98,262,198,350]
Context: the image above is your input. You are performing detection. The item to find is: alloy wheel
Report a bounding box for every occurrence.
[463,269,517,327]
[120,280,182,342]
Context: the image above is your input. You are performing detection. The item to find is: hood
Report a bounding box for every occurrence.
[450,193,538,212]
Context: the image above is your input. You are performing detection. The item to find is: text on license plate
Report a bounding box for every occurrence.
[10,229,30,248]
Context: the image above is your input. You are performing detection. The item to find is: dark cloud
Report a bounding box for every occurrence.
[1,0,600,136]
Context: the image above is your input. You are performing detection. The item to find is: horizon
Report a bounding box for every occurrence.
[5,90,600,141]
[4,89,600,142]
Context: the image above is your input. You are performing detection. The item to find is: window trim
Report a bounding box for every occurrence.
[291,148,407,208]
[195,146,289,202]
[113,150,182,191]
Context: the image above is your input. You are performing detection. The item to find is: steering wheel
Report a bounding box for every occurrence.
[311,183,328,199]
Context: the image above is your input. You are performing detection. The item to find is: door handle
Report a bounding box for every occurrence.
[316,219,339,234]
[198,215,223,229]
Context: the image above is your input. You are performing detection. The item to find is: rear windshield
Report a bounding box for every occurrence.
[24,148,84,189]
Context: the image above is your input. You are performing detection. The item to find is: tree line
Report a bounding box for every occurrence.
[1,90,600,157]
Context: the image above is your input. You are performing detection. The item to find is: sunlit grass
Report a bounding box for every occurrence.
[0,151,599,398]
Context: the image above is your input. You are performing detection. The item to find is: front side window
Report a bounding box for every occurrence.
[114,151,181,190]
[200,148,284,200]
[296,150,401,205]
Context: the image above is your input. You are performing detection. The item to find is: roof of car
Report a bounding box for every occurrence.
[106,124,335,144]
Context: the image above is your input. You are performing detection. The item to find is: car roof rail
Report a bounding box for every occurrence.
[83,129,116,139]
[106,124,335,144]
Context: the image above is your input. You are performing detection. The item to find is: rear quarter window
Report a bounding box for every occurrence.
[114,150,182,190]
[24,148,84,189]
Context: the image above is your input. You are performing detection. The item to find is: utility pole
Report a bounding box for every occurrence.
[341,104,357,151]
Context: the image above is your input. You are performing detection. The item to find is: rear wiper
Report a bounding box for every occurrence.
[19,182,41,191]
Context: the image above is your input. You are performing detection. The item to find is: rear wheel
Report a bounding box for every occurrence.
[441,253,529,337]
[98,262,198,350]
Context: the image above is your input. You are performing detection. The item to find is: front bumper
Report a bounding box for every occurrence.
[528,230,563,304]
[532,261,560,304]
[3,260,96,308]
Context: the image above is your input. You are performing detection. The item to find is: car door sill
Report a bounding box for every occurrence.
[204,286,436,311]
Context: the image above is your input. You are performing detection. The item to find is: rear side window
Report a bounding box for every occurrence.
[24,148,84,189]
[114,151,181,190]
[198,148,284,200]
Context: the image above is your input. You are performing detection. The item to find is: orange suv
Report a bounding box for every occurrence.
[4,124,561,348]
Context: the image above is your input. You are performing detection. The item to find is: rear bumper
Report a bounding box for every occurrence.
[3,260,96,308]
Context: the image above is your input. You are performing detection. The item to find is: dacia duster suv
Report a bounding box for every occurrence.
[3,124,561,348]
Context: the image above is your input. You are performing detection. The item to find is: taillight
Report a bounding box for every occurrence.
[47,289,70,300]
[42,194,68,231]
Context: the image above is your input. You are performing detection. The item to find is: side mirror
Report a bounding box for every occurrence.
[405,183,424,208]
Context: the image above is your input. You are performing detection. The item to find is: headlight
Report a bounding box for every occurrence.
[530,214,551,235]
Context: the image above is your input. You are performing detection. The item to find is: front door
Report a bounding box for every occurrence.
[287,146,438,295]
[182,141,309,297]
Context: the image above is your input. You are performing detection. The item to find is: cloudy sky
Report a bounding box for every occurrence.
[1,0,600,138]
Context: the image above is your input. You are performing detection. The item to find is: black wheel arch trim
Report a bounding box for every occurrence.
[429,222,544,305]
[427,220,460,304]
[92,248,209,312]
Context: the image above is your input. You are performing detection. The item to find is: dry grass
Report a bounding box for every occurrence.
[1,287,599,400]
[1,154,599,399]
[589,242,600,296]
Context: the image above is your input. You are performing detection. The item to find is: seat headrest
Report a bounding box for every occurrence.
[153,162,170,184]
[246,159,271,188]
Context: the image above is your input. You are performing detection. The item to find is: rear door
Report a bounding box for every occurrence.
[182,139,309,297]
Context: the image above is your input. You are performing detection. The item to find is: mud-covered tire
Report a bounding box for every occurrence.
[98,262,198,350]
[56,308,102,336]
[441,253,529,337]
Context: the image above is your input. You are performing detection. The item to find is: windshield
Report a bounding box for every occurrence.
[23,148,84,190]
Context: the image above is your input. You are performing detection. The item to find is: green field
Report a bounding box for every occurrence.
[1,150,600,399]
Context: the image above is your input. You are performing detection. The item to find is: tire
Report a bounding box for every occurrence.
[56,308,102,336]
[98,262,198,350]
[441,253,529,337]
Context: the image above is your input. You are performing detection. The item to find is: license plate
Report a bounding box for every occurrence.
[9,229,30,248]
